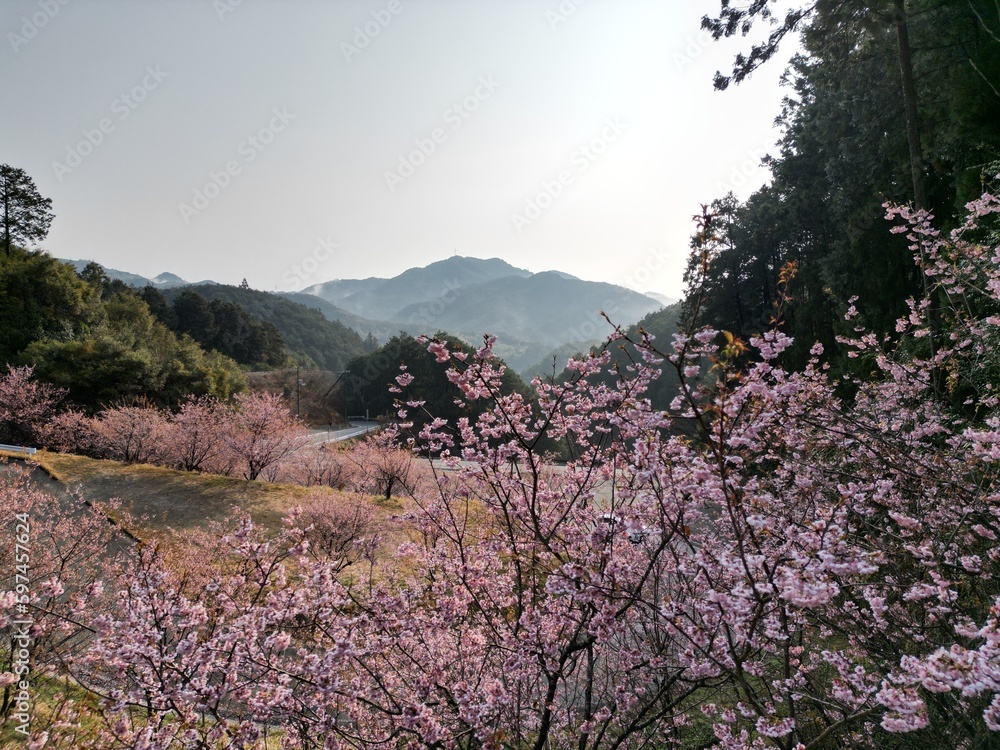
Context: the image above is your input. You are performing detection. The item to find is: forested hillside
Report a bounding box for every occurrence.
[338,332,531,429]
[390,271,660,347]
[0,252,243,409]
[159,284,367,372]
[277,290,394,344]
[140,286,287,369]
[690,0,1000,370]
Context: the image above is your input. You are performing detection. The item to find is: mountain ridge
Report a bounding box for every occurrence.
[57,255,667,372]
[58,259,217,288]
[302,256,534,320]
[300,256,662,332]
[390,270,660,347]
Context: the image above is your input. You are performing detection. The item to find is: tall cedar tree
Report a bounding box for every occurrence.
[0,164,53,255]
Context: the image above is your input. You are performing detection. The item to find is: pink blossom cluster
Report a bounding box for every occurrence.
[0,381,425,495]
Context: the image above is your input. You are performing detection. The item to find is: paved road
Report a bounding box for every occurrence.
[307,420,380,445]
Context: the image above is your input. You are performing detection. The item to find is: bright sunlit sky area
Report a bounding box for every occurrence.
[2,0,795,299]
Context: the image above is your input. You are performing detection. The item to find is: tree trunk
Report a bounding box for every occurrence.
[893,0,927,210]
[894,0,941,393]
[2,184,9,256]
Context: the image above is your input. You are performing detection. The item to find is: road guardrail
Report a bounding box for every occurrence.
[0,444,37,456]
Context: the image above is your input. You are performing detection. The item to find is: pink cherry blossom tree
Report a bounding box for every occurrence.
[284,443,357,490]
[160,395,228,472]
[221,391,309,481]
[0,365,64,447]
[347,429,421,500]
[0,462,128,741]
[89,401,168,464]
[67,515,308,748]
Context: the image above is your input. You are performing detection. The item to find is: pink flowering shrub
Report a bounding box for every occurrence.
[89,401,167,464]
[160,395,228,472]
[36,408,96,454]
[347,429,424,500]
[220,391,310,481]
[283,442,358,489]
[292,490,379,571]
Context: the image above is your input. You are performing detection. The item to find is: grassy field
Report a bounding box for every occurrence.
[20,451,405,541]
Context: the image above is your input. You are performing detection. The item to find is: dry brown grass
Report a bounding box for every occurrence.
[31,451,411,547]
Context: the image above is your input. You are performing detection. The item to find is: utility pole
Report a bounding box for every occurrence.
[295,364,300,418]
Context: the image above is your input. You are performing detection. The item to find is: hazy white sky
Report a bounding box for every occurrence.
[2,0,793,298]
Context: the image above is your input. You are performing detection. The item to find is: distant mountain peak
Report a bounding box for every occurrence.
[301,255,534,320]
[56,259,214,290]
[542,270,579,280]
[427,255,531,273]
